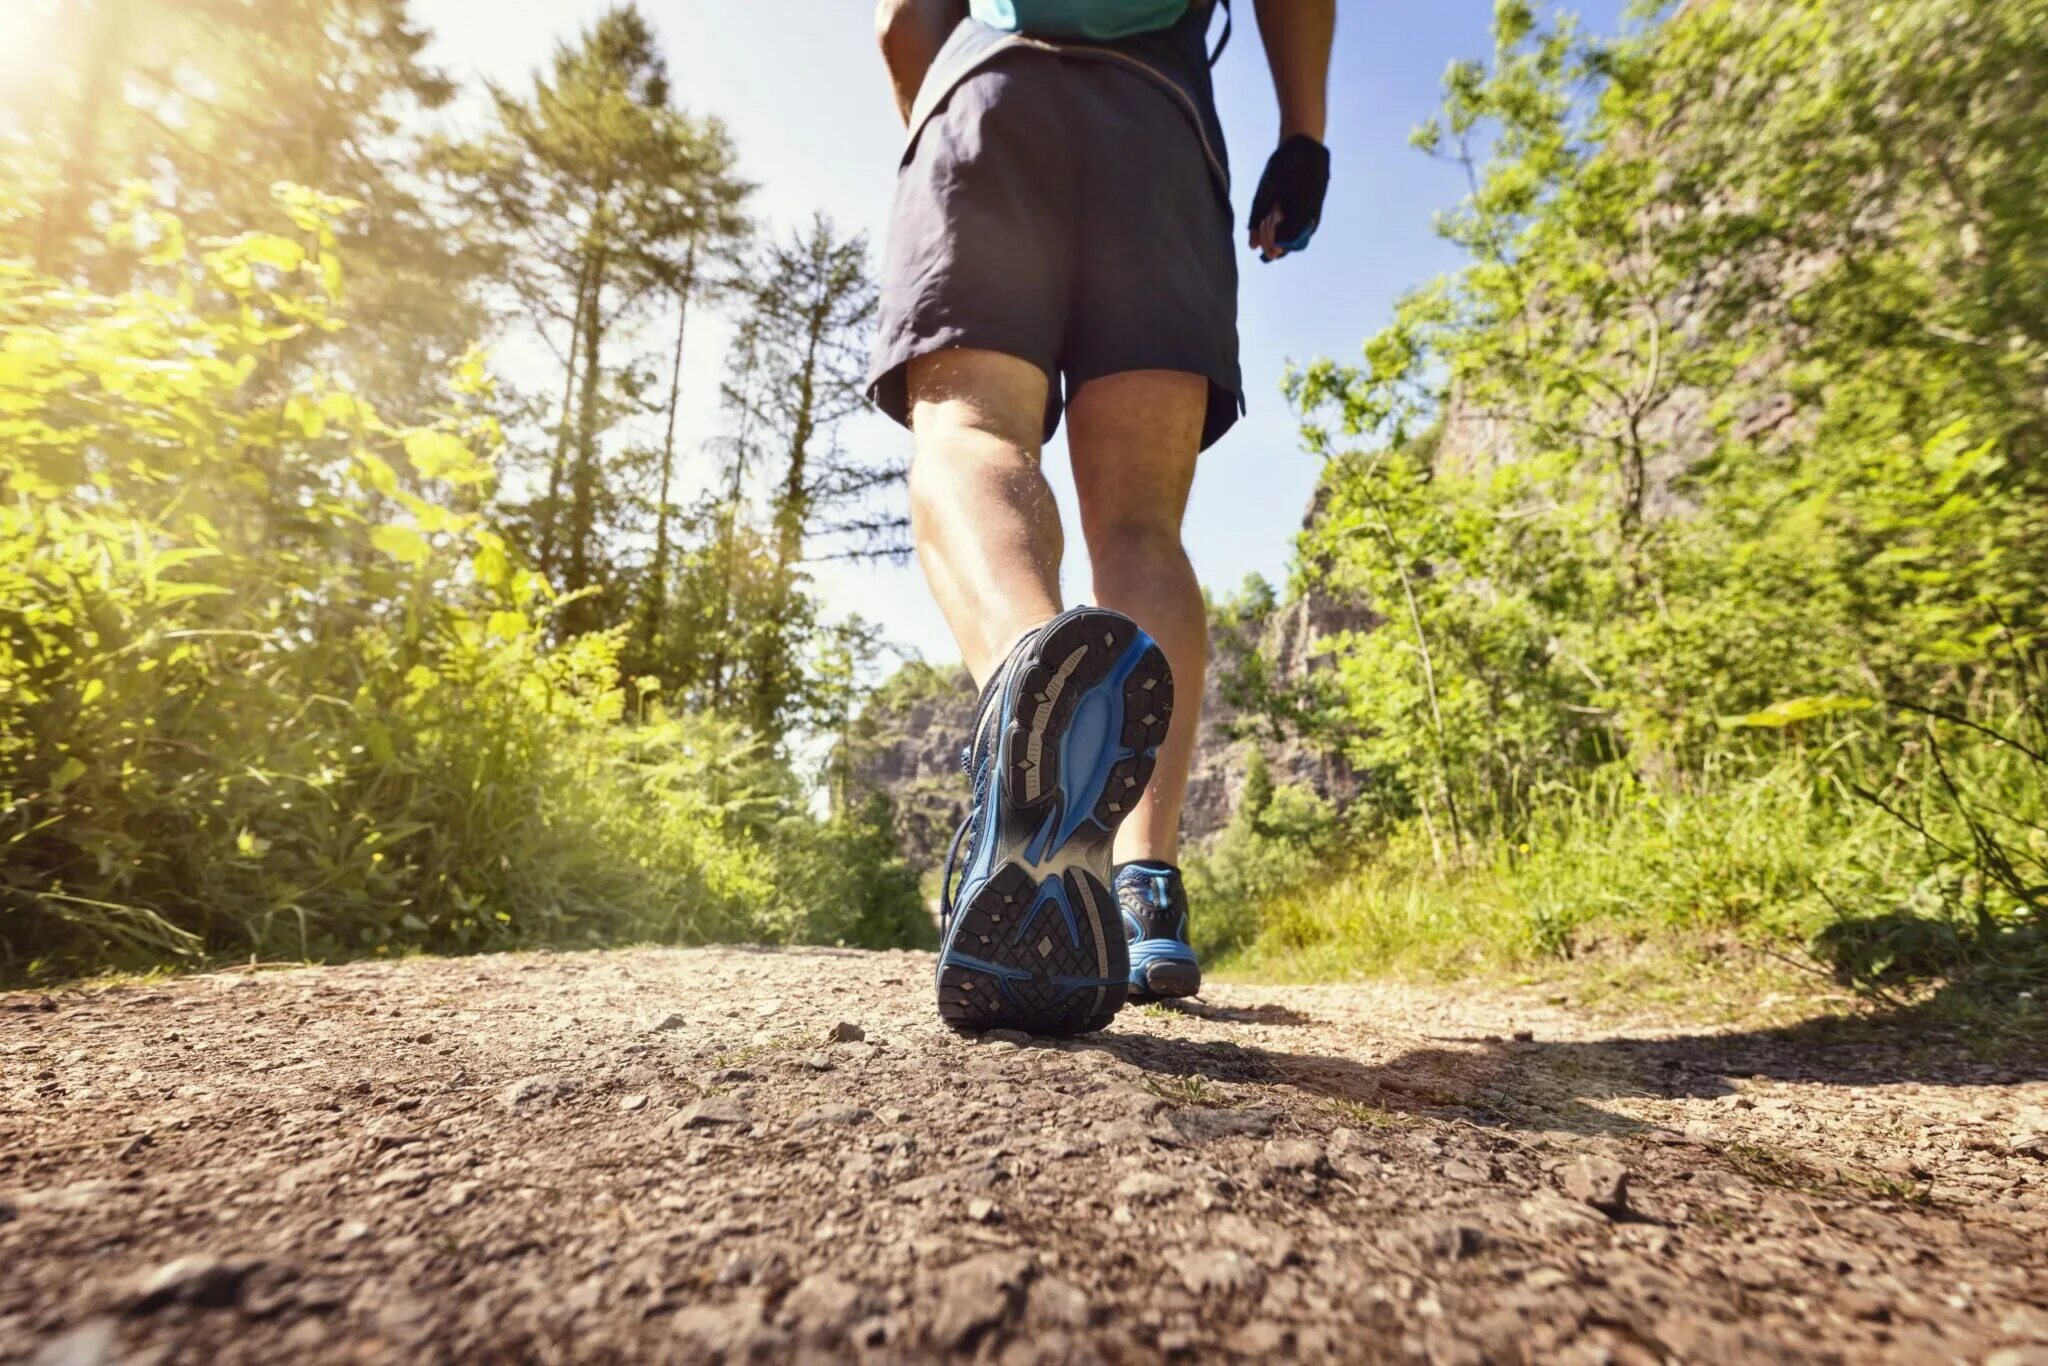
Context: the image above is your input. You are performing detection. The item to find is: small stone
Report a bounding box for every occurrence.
[803,1052,836,1072]
[1116,1171,1179,1204]
[1511,1029,1535,1043]
[27,1319,116,1366]
[930,1253,1032,1349]
[2002,1305,2048,1342]
[2009,1133,2048,1160]
[371,1164,430,1194]
[499,1074,576,1112]
[643,1012,687,1033]
[1262,1139,1324,1174]
[1413,1220,1488,1262]
[670,1095,750,1129]
[1026,1275,1091,1330]
[126,1255,256,1312]
[438,1180,482,1210]
[410,1030,435,1044]
[1443,1157,1493,1184]
[619,1093,648,1112]
[1987,1350,2048,1366]
[966,1198,1000,1223]
[827,1021,866,1043]
[792,1102,872,1132]
[1558,1155,1630,1214]
[782,1273,864,1341]
[704,1067,754,1085]
[1180,1248,1261,1296]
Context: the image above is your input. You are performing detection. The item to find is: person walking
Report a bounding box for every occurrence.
[869,0,1334,1032]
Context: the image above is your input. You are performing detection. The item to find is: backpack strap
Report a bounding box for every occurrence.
[1208,0,1232,66]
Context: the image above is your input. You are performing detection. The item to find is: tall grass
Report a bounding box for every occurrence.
[0,189,929,984]
[1192,697,2046,997]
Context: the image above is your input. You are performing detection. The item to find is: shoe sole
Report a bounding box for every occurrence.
[936,608,1174,1036]
[1129,940,1202,1001]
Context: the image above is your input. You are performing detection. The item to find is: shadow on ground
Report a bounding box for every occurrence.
[1087,991,2047,1136]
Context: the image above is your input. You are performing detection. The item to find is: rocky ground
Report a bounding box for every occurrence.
[4,947,2046,1364]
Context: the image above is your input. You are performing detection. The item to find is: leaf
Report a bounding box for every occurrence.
[402,430,484,485]
[50,756,88,792]
[370,524,431,566]
[239,234,307,272]
[1717,696,1878,730]
[485,610,529,641]
[472,541,511,592]
[154,582,234,603]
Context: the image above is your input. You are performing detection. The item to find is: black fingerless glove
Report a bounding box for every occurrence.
[1248,134,1331,256]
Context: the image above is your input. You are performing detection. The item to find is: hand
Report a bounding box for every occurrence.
[1247,134,1330,262]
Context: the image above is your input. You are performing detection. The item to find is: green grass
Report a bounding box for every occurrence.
[1190,727,2045,1029]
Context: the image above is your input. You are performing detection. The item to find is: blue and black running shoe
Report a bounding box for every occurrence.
[936,607,1174,1035]
[1116,861,1201,1000]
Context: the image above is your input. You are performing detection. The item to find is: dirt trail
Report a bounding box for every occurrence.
[3,947,2045,1364]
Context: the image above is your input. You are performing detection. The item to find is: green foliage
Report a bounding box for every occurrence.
[0,192,922,981]
[1224,0,2046,993]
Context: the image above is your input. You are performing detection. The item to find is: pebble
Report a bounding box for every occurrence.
[671,1096,749,1129]
[27,1319,115,1366]
[1116,1171,1179,1204]
[126,1254,255,1311]
[1558,1155,1630,1214]
[619,1093,648,1112]
[499,1074,576,1111]
[792,1103,873,1132]
[1443,1157,1493,1184]
[781,1273,864,1339]
[930,1253,1031,1349]
[1180,1248,1261,1296]
[828,1021,866,1043]
[802,1052,835,1072]
[1262,1139,1324,1174]
[966,1198,1000,1223]
[643,1012,687,1034]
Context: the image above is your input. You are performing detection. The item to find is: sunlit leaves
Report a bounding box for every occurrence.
[369,524,432,566]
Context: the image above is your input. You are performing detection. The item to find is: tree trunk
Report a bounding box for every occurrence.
[535,253,593,577]
[564,242,611,634]
[41,0,127,277]
[643,240,697,653]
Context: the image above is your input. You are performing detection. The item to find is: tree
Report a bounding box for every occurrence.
[712,216,894,740]
[0,0,484,417]
[451,4,750,634]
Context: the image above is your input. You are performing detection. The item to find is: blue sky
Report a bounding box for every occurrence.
[411,0,1631,668]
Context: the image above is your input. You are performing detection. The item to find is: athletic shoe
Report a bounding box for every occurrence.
[935,606,1174,1035]
[1116,860,1202,1000]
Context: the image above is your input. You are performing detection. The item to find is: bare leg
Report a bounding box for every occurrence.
[1066,371,1209,865]
[907,349,1063,686]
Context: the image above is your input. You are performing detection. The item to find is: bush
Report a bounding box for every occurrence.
[0,186,922,980]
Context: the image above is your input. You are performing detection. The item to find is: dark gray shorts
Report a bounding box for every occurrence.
[867,56,1242,452]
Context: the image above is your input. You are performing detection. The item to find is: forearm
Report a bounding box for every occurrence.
[1252,0,1334,142]
[877,0,965,125]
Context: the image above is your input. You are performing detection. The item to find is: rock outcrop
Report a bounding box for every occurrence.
[846,593,1365,870]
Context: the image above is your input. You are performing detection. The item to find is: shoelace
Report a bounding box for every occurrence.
[938,744,981,929]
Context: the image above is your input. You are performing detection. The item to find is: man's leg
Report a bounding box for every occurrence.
[1066,370,1209,865]
[907,348,1062,684]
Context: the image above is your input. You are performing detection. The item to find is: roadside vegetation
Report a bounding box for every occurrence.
[0,3,928,982]
[1193,0,2047,1013]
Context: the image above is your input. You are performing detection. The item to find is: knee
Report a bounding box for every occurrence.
[1082,513,1187,568]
